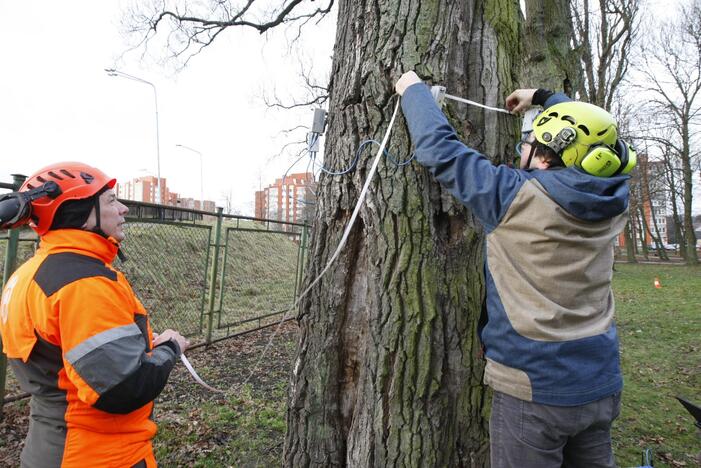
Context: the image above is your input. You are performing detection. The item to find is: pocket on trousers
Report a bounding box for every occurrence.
[519,399,570,450]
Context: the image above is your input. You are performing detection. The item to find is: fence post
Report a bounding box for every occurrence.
[216,228,230,328]
[1,174,27,416]
[205,207,224,345]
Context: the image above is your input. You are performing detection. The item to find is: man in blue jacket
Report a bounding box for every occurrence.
[395,71,635,467]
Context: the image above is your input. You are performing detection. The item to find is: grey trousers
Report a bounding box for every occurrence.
[489,390,621,468]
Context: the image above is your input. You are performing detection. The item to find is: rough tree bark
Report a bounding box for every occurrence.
[520,0,580,94]
[285,0,520,466]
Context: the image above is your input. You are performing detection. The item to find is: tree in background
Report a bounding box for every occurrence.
[568,0,641,109]
[523,0,641,260]
[658,138,689,254]
[638,144,671,260]
[637,0,700,264]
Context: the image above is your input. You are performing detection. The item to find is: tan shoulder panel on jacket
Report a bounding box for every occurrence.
[487,179,627,342]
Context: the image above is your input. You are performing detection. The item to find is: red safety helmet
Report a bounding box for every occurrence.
[20,162,116,236]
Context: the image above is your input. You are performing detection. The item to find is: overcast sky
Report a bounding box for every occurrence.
[0,0,335,214]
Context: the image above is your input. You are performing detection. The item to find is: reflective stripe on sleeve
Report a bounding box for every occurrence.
[65,323,147,394]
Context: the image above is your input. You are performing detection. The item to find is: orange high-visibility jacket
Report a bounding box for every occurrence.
[0,229,180,468]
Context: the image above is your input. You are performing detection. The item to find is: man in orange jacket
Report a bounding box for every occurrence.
[0,162,190,468]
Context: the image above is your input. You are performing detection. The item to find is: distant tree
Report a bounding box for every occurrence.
[221,188,234,215]
[660,138,688,256]
[636,0,701,264]
[525,0,641,260]
[638,148,671,260]
[568,0,641,109]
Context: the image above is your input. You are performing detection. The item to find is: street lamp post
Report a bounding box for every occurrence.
[105,68,162,205]
[175,144,204,210]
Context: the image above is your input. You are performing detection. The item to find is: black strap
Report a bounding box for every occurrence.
[532,88,555,106]
[524,141,538,169]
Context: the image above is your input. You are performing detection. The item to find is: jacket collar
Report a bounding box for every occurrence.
[39,229,120,264]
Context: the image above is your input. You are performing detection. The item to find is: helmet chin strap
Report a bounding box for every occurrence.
[86,195,127,262]
[89,194,108,239]
[525,142,538,169]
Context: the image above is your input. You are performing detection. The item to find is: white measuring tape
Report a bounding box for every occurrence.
[182,85,515,393]
[180,354,224,393]
[430,85,514,115]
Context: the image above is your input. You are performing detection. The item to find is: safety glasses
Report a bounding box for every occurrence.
[515,132,533,157]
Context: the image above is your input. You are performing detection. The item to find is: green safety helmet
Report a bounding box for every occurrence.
[532,101,636,177]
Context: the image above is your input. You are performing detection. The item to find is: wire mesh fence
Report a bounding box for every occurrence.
[0,230,38,276]
[117,200,308,343]
[116,220,212,337]
[1,198,309,405]
[215,222,304,336]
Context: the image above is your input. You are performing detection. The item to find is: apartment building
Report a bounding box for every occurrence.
[254,172,316,224]
[116,176,216,212]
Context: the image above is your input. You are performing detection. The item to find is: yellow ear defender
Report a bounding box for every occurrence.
[580,139,637,177]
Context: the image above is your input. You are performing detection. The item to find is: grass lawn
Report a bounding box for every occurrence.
[611,263,700,467]
[1,263,698,467]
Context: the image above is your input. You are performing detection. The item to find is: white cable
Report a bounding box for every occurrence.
[300,99,400,298]
[443,93,513,115]
[180,354,224,393]
[236,98,402,390]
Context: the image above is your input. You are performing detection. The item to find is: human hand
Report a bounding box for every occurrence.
[153,329,190,354]
[505,89,538,114]
[395,71,423,96]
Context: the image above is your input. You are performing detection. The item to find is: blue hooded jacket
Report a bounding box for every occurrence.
[401,83,629,406]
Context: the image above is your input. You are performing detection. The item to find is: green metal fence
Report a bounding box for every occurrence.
[0,196,308,409]
[117,218,212,337]
[215,225,303,334]
[1,175,29,415]
[117,200,309,344]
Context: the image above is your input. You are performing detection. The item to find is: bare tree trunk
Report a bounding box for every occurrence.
[663,156,686,259]
[680,121,699,264]
[639,156,668,260]
[285,0,521,466]
[624,222,637,262]
[648,205,669,261]
[637,205,649,260]
[672,213,686,260]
